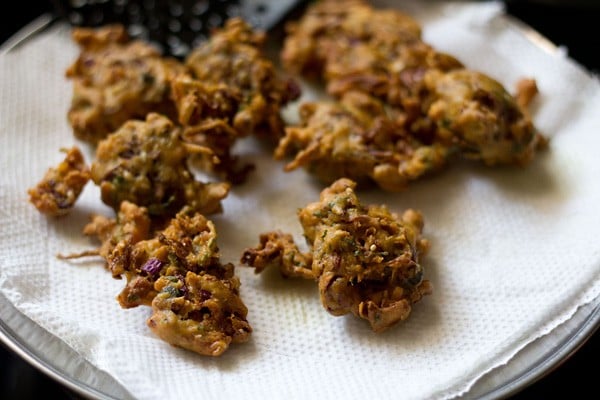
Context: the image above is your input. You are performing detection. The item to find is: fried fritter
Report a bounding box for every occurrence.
[425,70,547,166]
[170,74,254,183]
[78,201,152,278]
[148,269,251,357]
[28,146,91,216]
[82,203,251,356]
[184,18,300,142]
[167,18,300,183]
[90,112,229,220]
[241,230,314,280]
[275,90,450,191]
[282,0,422,78]
[102,205,235,308]
[281,0,460,99]
[66,24,186,144]
[278,0,546,188]
[242,178,431,332]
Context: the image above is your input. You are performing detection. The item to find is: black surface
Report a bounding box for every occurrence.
[1,1,598,399]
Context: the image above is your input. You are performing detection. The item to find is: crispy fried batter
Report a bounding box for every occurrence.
[185,18,300,142]
[170,18,300,183]
[425,69,546,166]
[28,146,91,216]
[282,0,461,103]
[82,203,251,356]
[241,231,314,279]
[148,269,251,357]
[281,0,428,82]
[242,178,431,332]
[66,24,186,144]
[90,112,229,220]
[275,90,450,191]
[170,74,254,183]
[80,201,152,277]
[104,206,232,307]
[279,0,546,188]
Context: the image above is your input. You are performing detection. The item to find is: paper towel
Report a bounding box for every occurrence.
[1,1,599,399]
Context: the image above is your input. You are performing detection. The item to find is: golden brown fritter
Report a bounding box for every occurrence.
[66,24,186,144]
[28,146,91,216]
[103,205,238,310]
[78,201,153,278]
[170,74,254,184]
[281,0,461,102]
[166,18,300,183]
[90,112,229,220]
[275,90,451,191]
[131,208,251,356]
[278,0,546,187]
[242,178,432,332]
[424,69,547,166]
[241,231,314,279]
[185,18,300,143]
[80,203,251,356]
[281,0,427,81]
[148,269,251,357]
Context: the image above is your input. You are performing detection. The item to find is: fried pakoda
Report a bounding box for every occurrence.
[80,203,251,356]
[275,90,450,191]
[278,0,546,188]
[170,74,253,184]
[90,112,229,220]
[281,0,460,101]
[171,18,300,184]
[66,24,185,144]
[28,146,91,216]
[242,178,431,332]
[185,18,300,142]
[241,231,314,280]
[424,70,546,166]
[148,269,251,357]
[171,18,300,183]
[72,201,153,277]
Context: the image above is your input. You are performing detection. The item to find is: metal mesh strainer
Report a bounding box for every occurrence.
[50,0,305,57]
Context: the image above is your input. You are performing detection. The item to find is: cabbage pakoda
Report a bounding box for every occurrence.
[149,268,251,357]
[28,146,91,216]
[275,90,450,191]
[172,18,300,182]
[80,203,251,356]
[424,69,545,166]
[139,207,251,356]
[185,18,300,142]
[66,24,185,144]
[242,178,431,332]
[278,0,546,189]
[170,74,253,184]
[281,0,460,102]
[72,201,153,277]
[90,113,229,220]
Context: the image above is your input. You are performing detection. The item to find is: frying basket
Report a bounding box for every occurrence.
[50,0,304,57]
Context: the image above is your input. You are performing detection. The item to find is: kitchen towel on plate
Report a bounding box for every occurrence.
[1,1,599,399]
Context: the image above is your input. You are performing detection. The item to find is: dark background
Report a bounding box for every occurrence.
[1,1,598,399]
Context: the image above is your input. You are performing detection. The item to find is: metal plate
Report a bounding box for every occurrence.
[1,7,599,400]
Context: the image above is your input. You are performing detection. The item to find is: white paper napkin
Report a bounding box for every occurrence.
[1,1,599,399]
